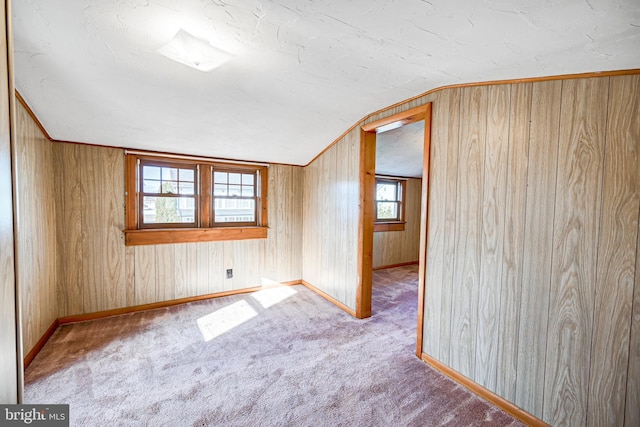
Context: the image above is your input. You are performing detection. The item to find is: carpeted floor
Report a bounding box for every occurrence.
[25,265,525,426]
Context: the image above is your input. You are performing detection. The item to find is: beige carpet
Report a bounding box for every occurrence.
[25,265,525,426]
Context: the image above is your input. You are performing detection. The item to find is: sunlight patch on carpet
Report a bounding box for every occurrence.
[251,286,297,309]
[197,300,258,341]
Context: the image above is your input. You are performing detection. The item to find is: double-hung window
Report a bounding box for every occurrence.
[374,177,406,232]
[139,160,198,228]
[125,153,268,245]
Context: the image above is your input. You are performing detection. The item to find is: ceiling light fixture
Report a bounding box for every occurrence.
[157,29,234,72]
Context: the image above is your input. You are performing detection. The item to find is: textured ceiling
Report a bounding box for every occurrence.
[376,121,425,178]
[12,0,640,165]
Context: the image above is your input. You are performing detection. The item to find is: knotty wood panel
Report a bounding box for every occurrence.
[449,85,487,379]
[0,0,18,401]
[587,75,640,427]
[475,84,510,391]
[496,82,532,401]
[514,80,562,418]
[543,77,609,426]
[372,178,422,268]
[14,101,58,357]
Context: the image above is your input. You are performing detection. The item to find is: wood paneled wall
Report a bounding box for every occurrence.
[14,101,58,358]
[53,143,303,317]
[302,131,360,310]
[0,0,19,402]
[372,178,421,268]
[422,74,640,427]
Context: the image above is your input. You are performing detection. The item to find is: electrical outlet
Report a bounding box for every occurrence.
[226,269,233,279]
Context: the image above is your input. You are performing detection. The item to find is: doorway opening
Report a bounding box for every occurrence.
[356,104,432,357]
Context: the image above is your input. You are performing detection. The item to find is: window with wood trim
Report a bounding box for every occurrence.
[374,177,406,232]
[125,153,268,246]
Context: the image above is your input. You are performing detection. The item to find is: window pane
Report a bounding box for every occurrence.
[179,182,195,195]
[228,184,241,197]
[377,202,398,220]
[143,179,161,193]
[179,168,194,181]
[143,196,195,224]
[228,173,241,185]
[161,167,178,180]
[214,171,227,184]
[376,183,397,201]
[215,199,255,223]
[242,174,254,185]
[214,184,227,196]
[161,181,178,194]
[143,165,161,180]
[241,186,254,197]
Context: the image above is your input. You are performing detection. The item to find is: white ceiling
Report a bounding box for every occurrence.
[12,0,640,166]
[376,120,425,178]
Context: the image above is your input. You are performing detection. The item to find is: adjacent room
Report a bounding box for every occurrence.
[1,1,639,426]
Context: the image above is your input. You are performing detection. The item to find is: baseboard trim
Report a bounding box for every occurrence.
[24,319,59,369]
[420,353,549,427]
[58,280,302,325]
[372,260,419,271]
[25,281,302,367]
[26,280,358,369]
[300,280,357,317]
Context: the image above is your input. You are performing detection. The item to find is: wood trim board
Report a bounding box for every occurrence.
[421,352,550,427]
[372,261,418,271]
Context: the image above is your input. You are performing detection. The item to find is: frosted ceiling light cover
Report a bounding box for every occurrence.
[158,29,234,72]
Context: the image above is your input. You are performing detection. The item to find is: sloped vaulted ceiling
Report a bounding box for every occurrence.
[12,0,640,165]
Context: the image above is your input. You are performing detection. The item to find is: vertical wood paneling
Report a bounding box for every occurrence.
[449,85,487,379]
[588,75,640,427]
[134,245,156,305]
[58,143,84,315]
[102,148,126,309]
[514,80,562,417]
[496,82,532,400]
[15,101,57,354]
[372,178,422,268]
[439,88,461,364]
[475,84,510,390]
[80,146,105,313]
[174,243,197,299]
[155,244,175,302]
[423,91,450,357]
[302,131,360,310]
[543,77,609,426]
[125,245,135,307]
[628,221,640,427]
[0,0,18,400]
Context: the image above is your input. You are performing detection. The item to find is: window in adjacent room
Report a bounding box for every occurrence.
[374,177,406,232]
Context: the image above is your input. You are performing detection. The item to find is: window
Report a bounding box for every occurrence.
[212,169,257,226]
[125,153,268,246]
[139,160,198,228]
[374,177,406,232]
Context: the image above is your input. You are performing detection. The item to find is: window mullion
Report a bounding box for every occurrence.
[200,164,211,228]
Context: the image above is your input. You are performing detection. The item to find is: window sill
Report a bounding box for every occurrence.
[374,222,406,232]
[124,226,268,246]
